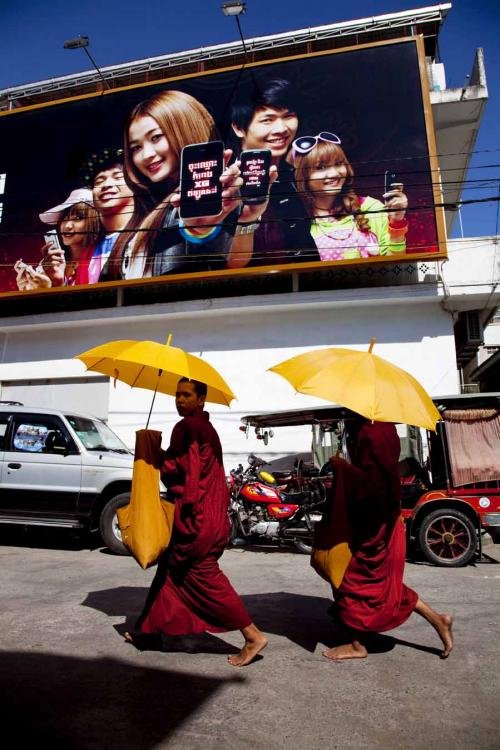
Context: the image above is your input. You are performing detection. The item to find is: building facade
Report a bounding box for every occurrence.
[0,4,498,466]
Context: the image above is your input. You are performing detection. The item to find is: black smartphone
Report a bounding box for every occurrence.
[179,140,224,219]
[384,170,401,195]
[239,149,272,205]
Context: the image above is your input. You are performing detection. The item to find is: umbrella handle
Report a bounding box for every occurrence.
[145,369,163,429]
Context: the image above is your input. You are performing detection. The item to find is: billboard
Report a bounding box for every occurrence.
[0,36,445,298]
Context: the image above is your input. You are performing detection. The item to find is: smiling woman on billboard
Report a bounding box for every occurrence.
[107,90,239,280]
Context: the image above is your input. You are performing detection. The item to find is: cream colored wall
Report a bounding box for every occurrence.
[0,286,458,468]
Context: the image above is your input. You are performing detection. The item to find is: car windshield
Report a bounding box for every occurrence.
[65,415,130,453]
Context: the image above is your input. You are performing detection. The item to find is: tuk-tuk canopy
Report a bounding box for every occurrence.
[241,393,500,488]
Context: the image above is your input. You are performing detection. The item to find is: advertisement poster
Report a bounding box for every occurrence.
[0,38,444,298]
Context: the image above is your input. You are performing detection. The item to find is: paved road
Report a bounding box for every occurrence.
[0,528,498,750]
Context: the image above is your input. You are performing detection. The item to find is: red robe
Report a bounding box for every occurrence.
[313,421,418,633]
[139,411,251,635]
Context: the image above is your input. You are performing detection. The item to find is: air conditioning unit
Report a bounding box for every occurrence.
[464,311,484,345]
[454,311,484,367]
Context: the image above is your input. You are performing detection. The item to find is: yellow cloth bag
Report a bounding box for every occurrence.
[311,542,352,589]
[117,429,175,569]
[310,459,354,590]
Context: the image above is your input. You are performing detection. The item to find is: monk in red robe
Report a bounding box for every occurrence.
[312,418,453,661]
[126,377,267,667]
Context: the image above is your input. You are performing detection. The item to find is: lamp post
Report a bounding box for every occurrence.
[63,36,109,90]
[221,2,248,57]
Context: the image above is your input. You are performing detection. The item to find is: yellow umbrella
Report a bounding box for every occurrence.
[269,339,441,431]
[75,334,235,424]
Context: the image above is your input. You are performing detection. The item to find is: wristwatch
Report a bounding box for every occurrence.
[234,217,262,236]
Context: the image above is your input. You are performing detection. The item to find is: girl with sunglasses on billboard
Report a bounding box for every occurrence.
[106,90,241,280]
[14,189,101,290]
[288,133,408,261]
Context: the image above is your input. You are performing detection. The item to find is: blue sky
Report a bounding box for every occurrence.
[1,0,499,238]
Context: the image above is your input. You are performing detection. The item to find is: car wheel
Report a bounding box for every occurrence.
[418,508,477,567]
[99,492,131,556]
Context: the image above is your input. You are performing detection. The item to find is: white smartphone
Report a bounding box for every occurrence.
[43,229,62,251]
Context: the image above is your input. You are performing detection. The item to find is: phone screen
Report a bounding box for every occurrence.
[239,149,271,205]
[179,140,224,219]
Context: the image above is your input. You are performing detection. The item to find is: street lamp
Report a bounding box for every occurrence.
[221,2,246,16]
[63,35,109,90]
[221,2,248,57]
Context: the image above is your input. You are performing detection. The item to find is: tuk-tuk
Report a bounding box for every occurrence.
[240,393,500,566]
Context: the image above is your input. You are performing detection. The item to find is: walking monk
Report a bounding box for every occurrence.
[125,378,267,667]
[312,417,453,661]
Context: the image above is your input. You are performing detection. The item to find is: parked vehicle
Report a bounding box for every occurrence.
[227,452,329,554]
[239,393,500,566]
[0,403,133,554]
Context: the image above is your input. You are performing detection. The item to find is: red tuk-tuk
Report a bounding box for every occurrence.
[240,393,500,566]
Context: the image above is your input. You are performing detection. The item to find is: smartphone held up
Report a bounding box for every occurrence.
[179,140,224,219]
[239,149,272,205]
[43,229,62,251]
[384,170,404,197]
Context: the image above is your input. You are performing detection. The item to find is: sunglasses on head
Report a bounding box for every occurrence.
[292,132,341,155]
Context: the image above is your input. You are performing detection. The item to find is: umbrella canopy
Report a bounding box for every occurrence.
[269,339,441,431]
[75,335,236,407]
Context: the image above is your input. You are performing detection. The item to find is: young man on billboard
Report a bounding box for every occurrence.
[229,78,318,267]
[85,148,135,282]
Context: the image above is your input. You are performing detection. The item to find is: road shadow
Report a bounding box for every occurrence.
[116,628,241,656]
[0,651,241,750]
[82,585,148,617]
[240,591,335,652]
[83,586,332,652]
[83,586,239,656]
[83,587,441,658]
[239,592,443,657]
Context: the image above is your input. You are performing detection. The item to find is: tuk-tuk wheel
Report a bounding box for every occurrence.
[418,508,477,567]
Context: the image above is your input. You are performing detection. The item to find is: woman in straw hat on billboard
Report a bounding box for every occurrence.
[14,188,101,290]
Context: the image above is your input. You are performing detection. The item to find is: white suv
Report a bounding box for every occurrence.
[0,403,133,554]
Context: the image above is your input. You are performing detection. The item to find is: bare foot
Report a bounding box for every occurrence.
[124,631,134,643]
[322,639,368,661]
[228,635,268,667]
[435,614,453,658]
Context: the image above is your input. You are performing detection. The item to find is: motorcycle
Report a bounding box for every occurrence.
[227,453,331,554]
